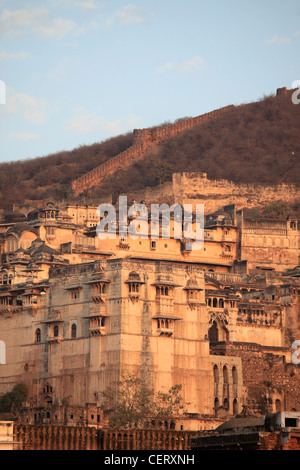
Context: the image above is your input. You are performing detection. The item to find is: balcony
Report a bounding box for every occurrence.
[153,313,181,337]
[88,315,107,336]
[47,335,62,344]
[0,305,22,316]
[157,326,174,337]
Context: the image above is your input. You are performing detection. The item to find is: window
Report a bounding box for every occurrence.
[156,286,171,296]
[233,399,238,415]
[223,366,228,383]
[71,323,77,339]
[213,365,219,383]
[275,399,281,412]
[129,283,140,293]
[208,321,219,342]
[94,283,106,295]
[285,418,297,427]
[35,328,41,343]
[53,325,59,337]
[232,366,238,384]
[70,289,80,300]
[6,237,18,253]
[46,227,55,236]
[151,240,156,250]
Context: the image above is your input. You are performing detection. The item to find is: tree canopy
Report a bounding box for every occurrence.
[101,373,187,429]
[0,383,27,414]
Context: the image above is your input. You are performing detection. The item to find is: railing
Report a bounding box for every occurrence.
[14,425,204,450]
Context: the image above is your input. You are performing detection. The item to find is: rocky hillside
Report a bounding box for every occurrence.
[0,88,299,212]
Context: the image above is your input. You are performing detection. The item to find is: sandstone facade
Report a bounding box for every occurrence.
[0,200,299,431]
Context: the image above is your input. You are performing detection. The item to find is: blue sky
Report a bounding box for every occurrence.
[0,0,299,163]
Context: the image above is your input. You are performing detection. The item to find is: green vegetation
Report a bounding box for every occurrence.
[243,200,300,219]
[0,383,27,414]
[101,373,187,429]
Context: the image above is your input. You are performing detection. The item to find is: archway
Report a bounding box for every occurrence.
[208,321,219,342]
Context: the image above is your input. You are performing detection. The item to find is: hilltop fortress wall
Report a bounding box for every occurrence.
[71,87,299,213]
[172,172,300,213]
[126,172,299,215]
[71,105,235,196]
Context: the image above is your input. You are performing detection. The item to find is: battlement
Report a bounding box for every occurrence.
[276,87,295,97]
[71,105,235,196]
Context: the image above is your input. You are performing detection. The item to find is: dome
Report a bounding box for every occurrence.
[27,209,39,221]
[4,211,26,223]
[6,223,39,237]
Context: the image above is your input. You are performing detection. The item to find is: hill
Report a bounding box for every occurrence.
[0,88,299,212]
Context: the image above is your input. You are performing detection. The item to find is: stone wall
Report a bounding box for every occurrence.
[210,342,300,414]
[71,105,235,196]
[172,172,300,214]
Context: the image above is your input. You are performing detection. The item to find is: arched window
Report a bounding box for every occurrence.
[208,321,219,342]
[223,398,229,410]
[232,366,238,384]
[0,340,6,364]
[233,399,238,415]
[213,298,218,308]
[213,365,219,383]
[223,366,228,383]
[223,365,229,399]
[213,365,219,396]
[219,298,224,308]
[275,399,281,412]
[35,328,41,343]
[71,323,77,339]
[53,325,59,337]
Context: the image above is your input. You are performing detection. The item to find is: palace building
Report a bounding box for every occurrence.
[0,199,299,430]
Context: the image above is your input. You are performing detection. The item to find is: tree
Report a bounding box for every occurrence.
[101,373,187,429]
[0,383,27,414]
[151,159,173,185]
[156,384,186,418]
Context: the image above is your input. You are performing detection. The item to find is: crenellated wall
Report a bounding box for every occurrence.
[71,105,235,196]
